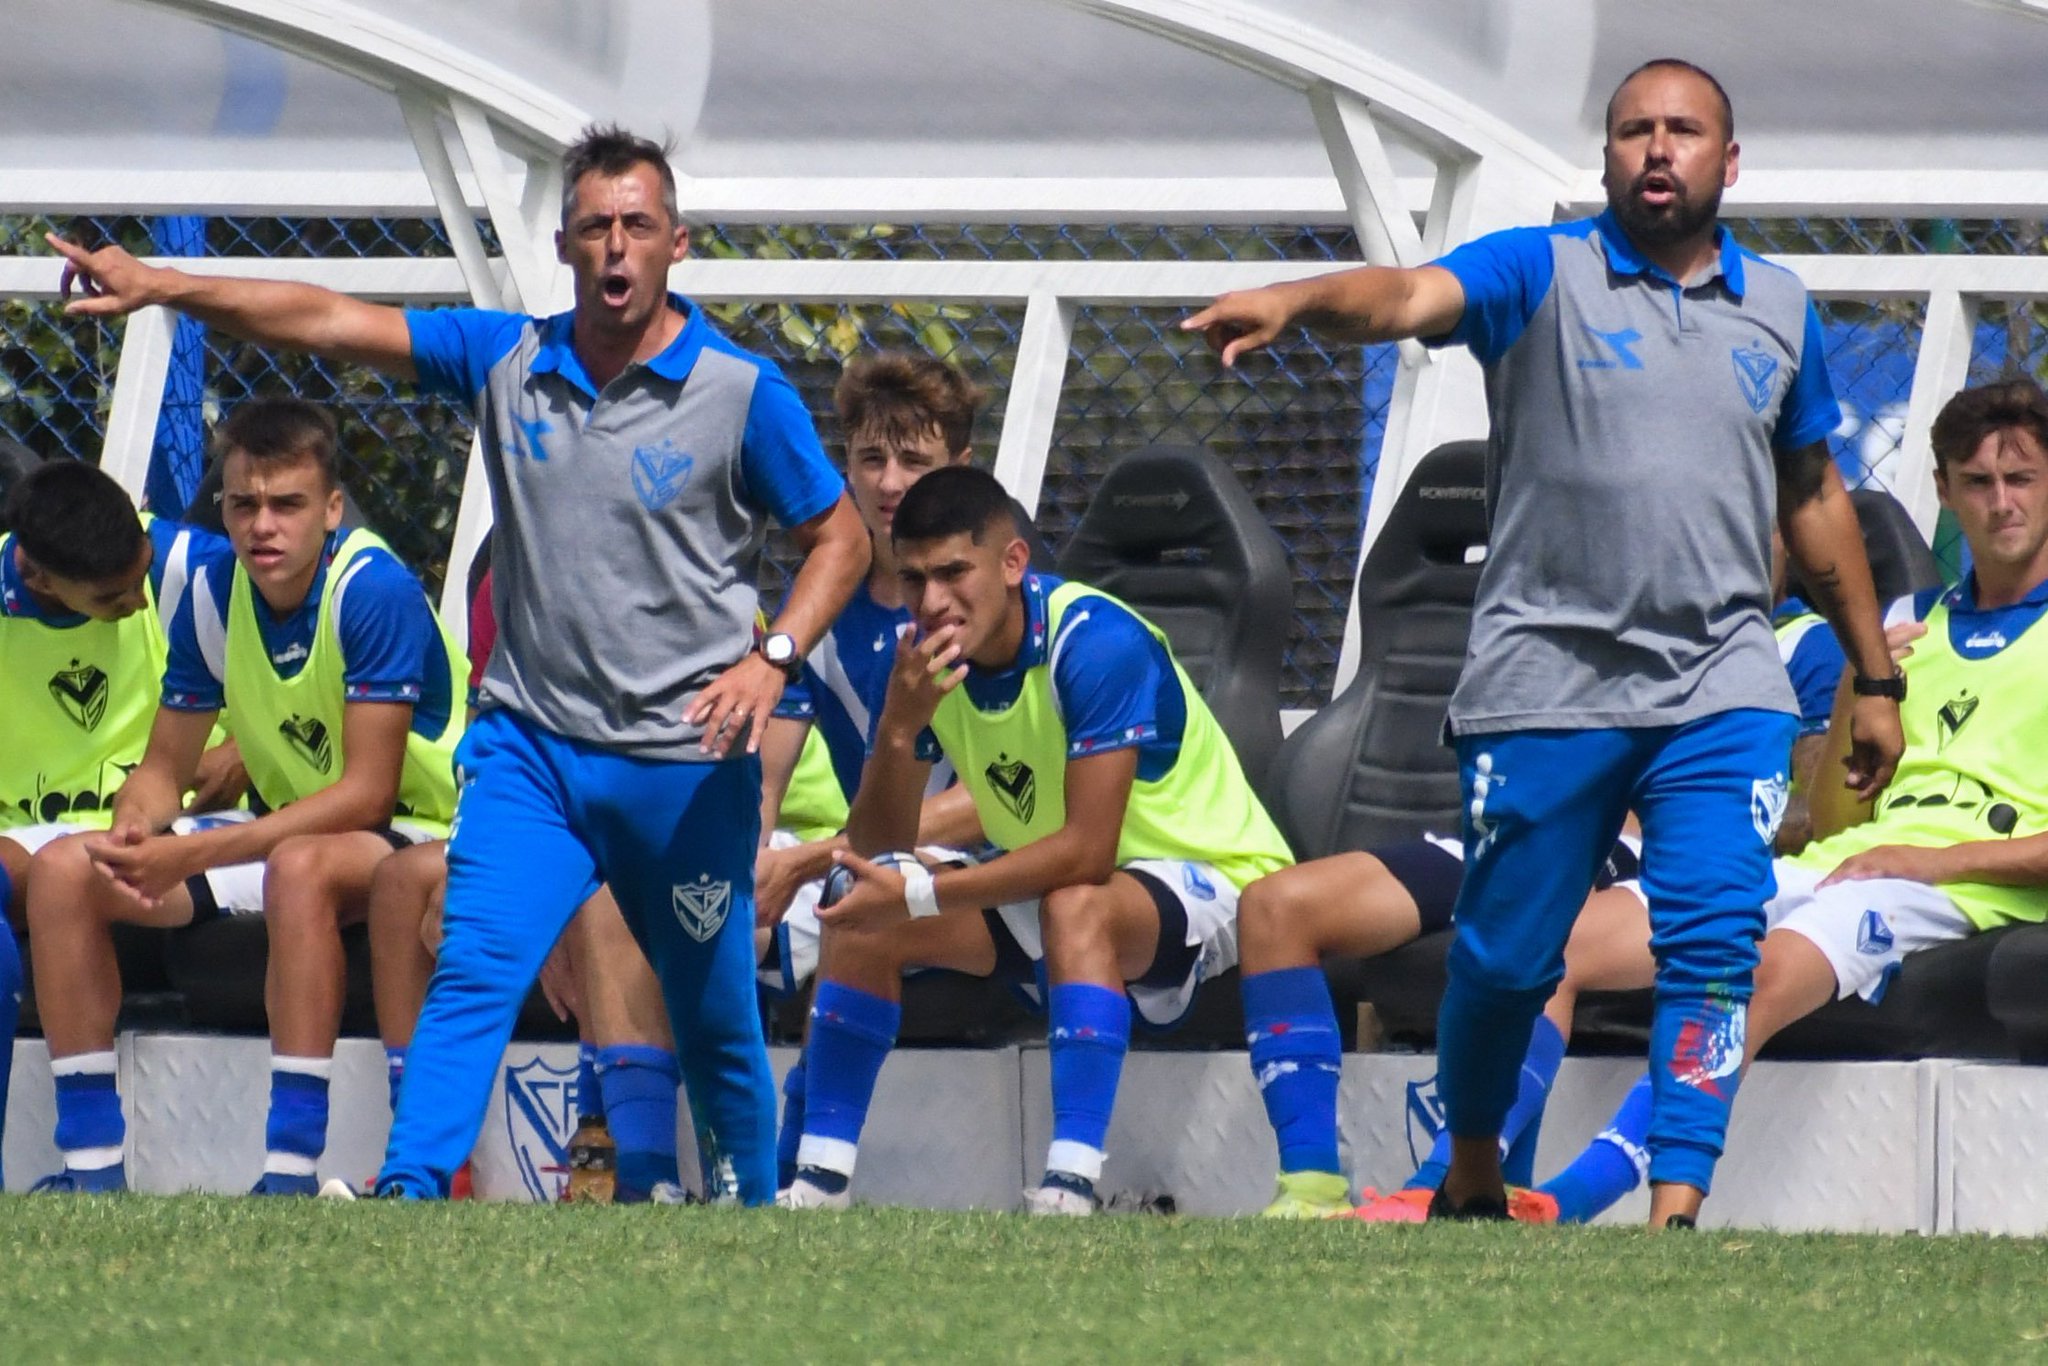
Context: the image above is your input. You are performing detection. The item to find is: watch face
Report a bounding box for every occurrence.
[764,634,797,666]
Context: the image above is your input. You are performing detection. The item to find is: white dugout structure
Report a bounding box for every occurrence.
[5,0,2048,1230]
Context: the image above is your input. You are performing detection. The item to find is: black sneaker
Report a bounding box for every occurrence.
[1662,1213,1698,1230]
[1427,1186,1511,1221]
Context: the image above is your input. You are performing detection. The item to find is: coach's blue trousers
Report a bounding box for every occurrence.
[1436,709,1797,1195]
[377,709,774,1202]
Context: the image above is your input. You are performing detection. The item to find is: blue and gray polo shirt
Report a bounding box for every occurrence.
[1428,208,1842,734]
[407,296,844,758]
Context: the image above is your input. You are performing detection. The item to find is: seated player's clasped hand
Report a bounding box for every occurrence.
[84,824,198,911]
[688,652,786,759]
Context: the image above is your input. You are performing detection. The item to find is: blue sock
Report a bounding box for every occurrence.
[797,983,900,1177]
[264,1057,332,1174]
[1540,1075,1653,1223]
[1240,967,1342,1175]
[1405,1015,1567,1191]
[0,923,18,1189]
[777,1051,808,1191]
[1046,983,1130,1185]
[52,1052,124,1165]
[577,1042,602,1125]
[597,1044,681,1197]
[384,1046,405,1117]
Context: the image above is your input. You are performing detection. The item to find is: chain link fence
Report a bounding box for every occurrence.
[2,213,2044,700]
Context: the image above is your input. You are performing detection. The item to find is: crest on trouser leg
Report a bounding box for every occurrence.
[673,875,734,943]
[503,1055,578,1201]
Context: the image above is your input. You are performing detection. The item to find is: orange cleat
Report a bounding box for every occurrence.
[1507,1187,1559,1225]
[450,1159,475,1201]
[1329,1186,1433,1223]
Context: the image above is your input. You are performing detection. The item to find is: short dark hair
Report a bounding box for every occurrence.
[891,465,1019,547]
[1930,378,2048,471]
[212,398,339,489]
[5,460,145,582]
[836,351,985,458]
[560,123,680,227]
[1607,58,1735,141]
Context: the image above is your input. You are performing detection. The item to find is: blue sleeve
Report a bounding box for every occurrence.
[1785,624,1847,736]
[913,728,944,764]
[334,552,439,705]
[144,518,184,599]
[738,363,845,529]
[775,663,818,721]
[1050,598,1166,758]
[1908,586,1946,624]
[1774,302,1844,452]
[405,307,531,404]
[161,558,228,712]
[1427,225,1558,366]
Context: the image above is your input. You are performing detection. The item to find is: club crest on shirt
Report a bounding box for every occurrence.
[1937,690,1979,749]
[48,658,110,731]
[279,714,335,773]
[1731,344,1779,414]
[673,874,733,942]
[631,439,696,511]
[986,753,1037,824]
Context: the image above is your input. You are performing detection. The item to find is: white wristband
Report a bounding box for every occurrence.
[900,861,941,919]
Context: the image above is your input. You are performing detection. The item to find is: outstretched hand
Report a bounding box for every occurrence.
[1180,286,1295,367]
[47,234,167,318]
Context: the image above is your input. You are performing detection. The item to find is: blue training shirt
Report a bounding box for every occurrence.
[162,529,457,740]
[913,573,1187,782]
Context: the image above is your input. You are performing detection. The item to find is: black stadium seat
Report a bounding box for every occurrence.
[1264,441,1487,858]
[1055,445,1290,787]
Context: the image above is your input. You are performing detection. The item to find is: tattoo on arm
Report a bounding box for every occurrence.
[1775,440,1833,506]
[1803,561,1846,614]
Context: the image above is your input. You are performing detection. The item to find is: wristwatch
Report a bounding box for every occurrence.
[1851,670,1907,701]
[759,631,803,680]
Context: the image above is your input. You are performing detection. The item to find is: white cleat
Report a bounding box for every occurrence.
[648,1181,696,1206]
[317,1178,359,1202]
[775,1175,852,1210]
[1024,1185,1097,1217]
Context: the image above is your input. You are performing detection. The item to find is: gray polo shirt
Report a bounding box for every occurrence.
[1428,210,1842,734]
[408,297,844,758]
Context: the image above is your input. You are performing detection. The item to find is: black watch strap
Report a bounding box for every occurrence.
[1851,671,1907,701]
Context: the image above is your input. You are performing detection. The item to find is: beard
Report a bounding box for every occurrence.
[1610,171,1724,248]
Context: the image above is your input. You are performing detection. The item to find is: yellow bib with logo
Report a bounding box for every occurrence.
[1793,593,2048,929]
[779,725,851,843]
[0,524,170,830]
[930,581,1292,890]
[222,528,465,834]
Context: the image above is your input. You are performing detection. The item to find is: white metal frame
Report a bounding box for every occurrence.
[7,0,2043,689]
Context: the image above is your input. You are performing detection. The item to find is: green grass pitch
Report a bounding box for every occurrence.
[6,1197,2046,1362]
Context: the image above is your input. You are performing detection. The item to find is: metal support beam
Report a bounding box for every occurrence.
[400,92,505,312]
[991,291,1077,517]
[439,433,494,648]
[99,308,179,502]
[1308,84,1428,371]
[449,97,549,315]
[1895,290,1979,538]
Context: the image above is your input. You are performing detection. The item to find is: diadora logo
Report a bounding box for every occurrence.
[1750,772,1789,844]
[502,1054,578,1201]
[672,874,734,943]
[1405,1075,1445,1167]
[48,658,110,732]
[279,714,335,773]
[985,752,1038,824]
[1731,344,1780,413]
[1857,909,1895,956]
[631,438,696,511]
[1576,325,1644,371]
[1937,690,1979,750]
[1964,630,2008,651]
[270,641,309,668]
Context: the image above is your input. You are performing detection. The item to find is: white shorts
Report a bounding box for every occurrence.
[761,834,984,995]
[988,857,1241,1028]
[1765,858,1975,1003]
[1,820,99,858]
[176,811,439,921]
